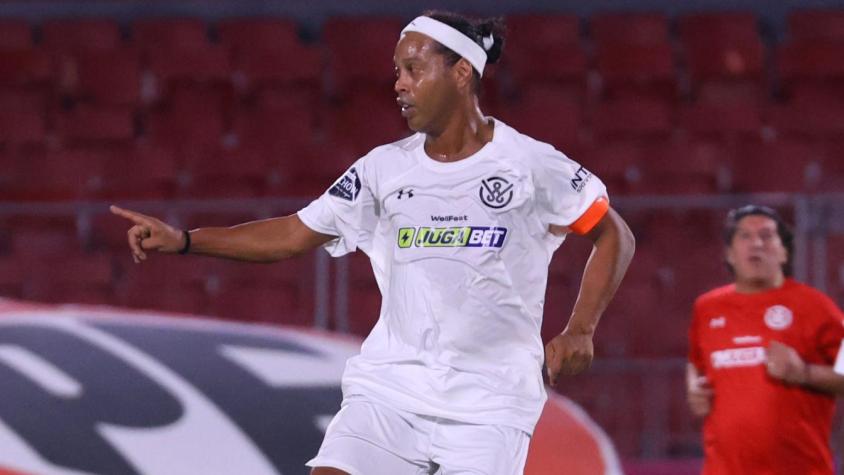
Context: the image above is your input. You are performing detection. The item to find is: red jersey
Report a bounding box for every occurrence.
[689,279,844,475]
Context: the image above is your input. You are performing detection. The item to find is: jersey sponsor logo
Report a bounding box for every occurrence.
[328,167,361,202]
[431,215,469,223]
[479,177,514,209]
[709,316,726,328]
[764,305,793,330]
[711,346,766,369]
[397,188,414,199]
[397,226,507,249]
[570,166,593,193]
[733,335,762,345]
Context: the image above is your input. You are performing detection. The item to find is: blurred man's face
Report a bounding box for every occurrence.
[393,32,461,134]
[726,215,788,286]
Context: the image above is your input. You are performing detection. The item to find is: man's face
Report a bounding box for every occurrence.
[393,32,461,133]
[726,215,788,285]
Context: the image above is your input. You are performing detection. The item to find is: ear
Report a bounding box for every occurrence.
[725,246,736,267]
[452,58,474,90]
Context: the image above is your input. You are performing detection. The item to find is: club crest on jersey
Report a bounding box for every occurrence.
[397,226,507,248]
[764,305,793,330]
[329,167,361,202]
[479,177,514,209]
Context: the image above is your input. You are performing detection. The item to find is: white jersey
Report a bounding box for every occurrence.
[297,119,607,434]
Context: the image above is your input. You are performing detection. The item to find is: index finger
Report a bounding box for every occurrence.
[110,205,153,226]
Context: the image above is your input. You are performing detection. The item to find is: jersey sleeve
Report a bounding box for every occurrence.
[812,293,844,365]
[532,147,609,235]
[297,158,378,257]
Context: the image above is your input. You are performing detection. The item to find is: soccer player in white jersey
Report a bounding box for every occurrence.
[112,11,635,475]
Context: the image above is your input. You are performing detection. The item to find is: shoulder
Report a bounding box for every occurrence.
[694,284,737,309]
[492,119,582,172]
[787,280,843,317]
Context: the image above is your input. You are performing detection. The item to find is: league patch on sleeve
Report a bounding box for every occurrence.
[570,165,593,193]
[328,167,361,201]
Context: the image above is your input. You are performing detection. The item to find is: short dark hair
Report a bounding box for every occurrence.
[723,204,794,277]
[422,10,506,93]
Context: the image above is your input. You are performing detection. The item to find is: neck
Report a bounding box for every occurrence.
[735,274,786,294]
[424,96,492,162]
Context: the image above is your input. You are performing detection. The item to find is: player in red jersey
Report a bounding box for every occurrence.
[687,205,844,475]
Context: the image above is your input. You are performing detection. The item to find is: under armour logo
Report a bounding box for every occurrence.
[398,189,414,199]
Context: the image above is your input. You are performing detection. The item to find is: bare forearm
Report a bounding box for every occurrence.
[803,364,844,395]
[566,209,635,334]
[188,214,334,263]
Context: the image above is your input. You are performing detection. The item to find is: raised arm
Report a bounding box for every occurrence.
[110,205,335,264]
[545,207,635,385]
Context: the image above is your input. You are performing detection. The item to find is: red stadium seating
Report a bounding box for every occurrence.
[0,88,46,112]
[678,102,763,141]
[24,253,115,305]
[322,16,404,97]
[344,251,380,336]
[219,17,323,95]
[0,49,52,87]
[504,15,587,95]
[733,139,825,192]
[0,20,32,49]
[768,96,844,140]
[678,13,765,102]
[498,86,583,151]
[54,104,135,146]
[97,145,179,200]
[638,140,731,194]
[0,257,23,298]
[778,42,844,88]
[144,86,229,152]
[41,18,122,51]
[132,18,209,51]
[788,9,844,43]
[592,96,674,141]
[181,146,270,198]
[0,109,46,147]
[591,12,670,46]
[56,49,142,106]
[592,13,675,99]
[578,141,645,194]
[323,86,408,156]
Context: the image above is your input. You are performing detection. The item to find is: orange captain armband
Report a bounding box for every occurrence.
[569,196,609,235]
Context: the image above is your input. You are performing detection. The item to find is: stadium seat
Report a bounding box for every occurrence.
[0,258,23,298]
[24,253,114,305]
[0,49,52,87]
[10,224,82,257]
[592,13,675,99]
[591,96,674,141]
[132,18,209,51]
[788,9,844,43]
[54,104,136,146]
[778,41,844,89]
[678,13,765,101]
[181,146,269,198]
[134,19,231,102]
[504,15,587,95]
[577,141,646,194]
[0,109,46,147]
[0,87,47,112]
[768,97,844,140]
[323,86,409,156]
[499,85,583,150]
[232,99,317,153]
[638,140,731,194]
[322,16,404,98]
[145,86,229,152]
[732,139,824,192]
[56,49,142,106]
[591,12,670,46]
[678,102,763,141]
[819,140,844,191]
[218,18,323,94]
[207,285,303,325]
[10,148,109,200]
[41,18,122,52]
[0,19,32,49]
[98,145,179,200]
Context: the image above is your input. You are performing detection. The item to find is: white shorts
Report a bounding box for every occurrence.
[306,398,531,475]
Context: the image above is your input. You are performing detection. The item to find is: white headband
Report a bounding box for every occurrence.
[400,16,490,77]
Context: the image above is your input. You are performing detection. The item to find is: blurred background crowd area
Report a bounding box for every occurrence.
[1,0,844,462]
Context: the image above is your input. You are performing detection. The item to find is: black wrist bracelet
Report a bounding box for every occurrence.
[178,230,191,255]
